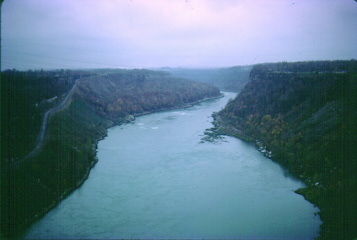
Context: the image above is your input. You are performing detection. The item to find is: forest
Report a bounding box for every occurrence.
[215,60,356,240]
[1,69,93,163]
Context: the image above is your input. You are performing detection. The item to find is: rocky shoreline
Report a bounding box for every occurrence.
[210,113,325,233]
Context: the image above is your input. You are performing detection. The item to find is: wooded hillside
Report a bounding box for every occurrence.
[216,60,357,240]
[1,69,92,162]
[0,68,220,238]
[77,69,221,120]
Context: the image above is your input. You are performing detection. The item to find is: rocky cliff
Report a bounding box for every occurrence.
[215,60,356,240]
[76,69,221,121]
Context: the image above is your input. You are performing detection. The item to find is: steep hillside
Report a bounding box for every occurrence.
[163,65,252,92]
[1,69,221,238]
[1,69,92,162]
[215,60,356,240]
[76,69,221,121]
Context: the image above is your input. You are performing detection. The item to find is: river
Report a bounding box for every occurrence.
[24,92,321,239]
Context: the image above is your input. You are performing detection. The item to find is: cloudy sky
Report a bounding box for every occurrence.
[2,0,357,70]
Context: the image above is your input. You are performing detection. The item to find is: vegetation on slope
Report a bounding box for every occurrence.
[0,68,221,238]
[76,69,221,120]
[1,97,112,237]
[1,69,92,162]
[215,60,357,240]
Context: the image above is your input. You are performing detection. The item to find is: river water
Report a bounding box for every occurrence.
[24,92,321,239]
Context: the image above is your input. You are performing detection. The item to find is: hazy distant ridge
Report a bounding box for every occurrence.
[162,66,252,92]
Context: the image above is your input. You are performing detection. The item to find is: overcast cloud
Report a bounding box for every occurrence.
[1,0,357,70]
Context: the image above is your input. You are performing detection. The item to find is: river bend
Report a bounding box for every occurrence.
[24,92,321,239]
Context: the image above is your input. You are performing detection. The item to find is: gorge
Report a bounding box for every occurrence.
[24,92,321,239]
[1,60,355,239]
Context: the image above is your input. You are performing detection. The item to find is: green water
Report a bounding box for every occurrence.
[24,92,321,239]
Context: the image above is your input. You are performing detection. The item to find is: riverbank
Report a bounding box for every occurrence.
[24,91,320,240]
[210,115,343,240]
[3,97,112,238]
[131,93,224,120]
[213,60,356,240]
[1,69,222,238]
[20,94,226,237]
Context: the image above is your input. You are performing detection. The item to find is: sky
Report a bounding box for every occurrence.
[1,0,357,70]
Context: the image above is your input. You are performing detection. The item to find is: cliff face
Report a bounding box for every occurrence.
[217,60,356,240]
[1,69,221,238]
[76,69,221,120]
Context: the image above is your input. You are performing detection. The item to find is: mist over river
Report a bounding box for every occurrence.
[24,92,321,239]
